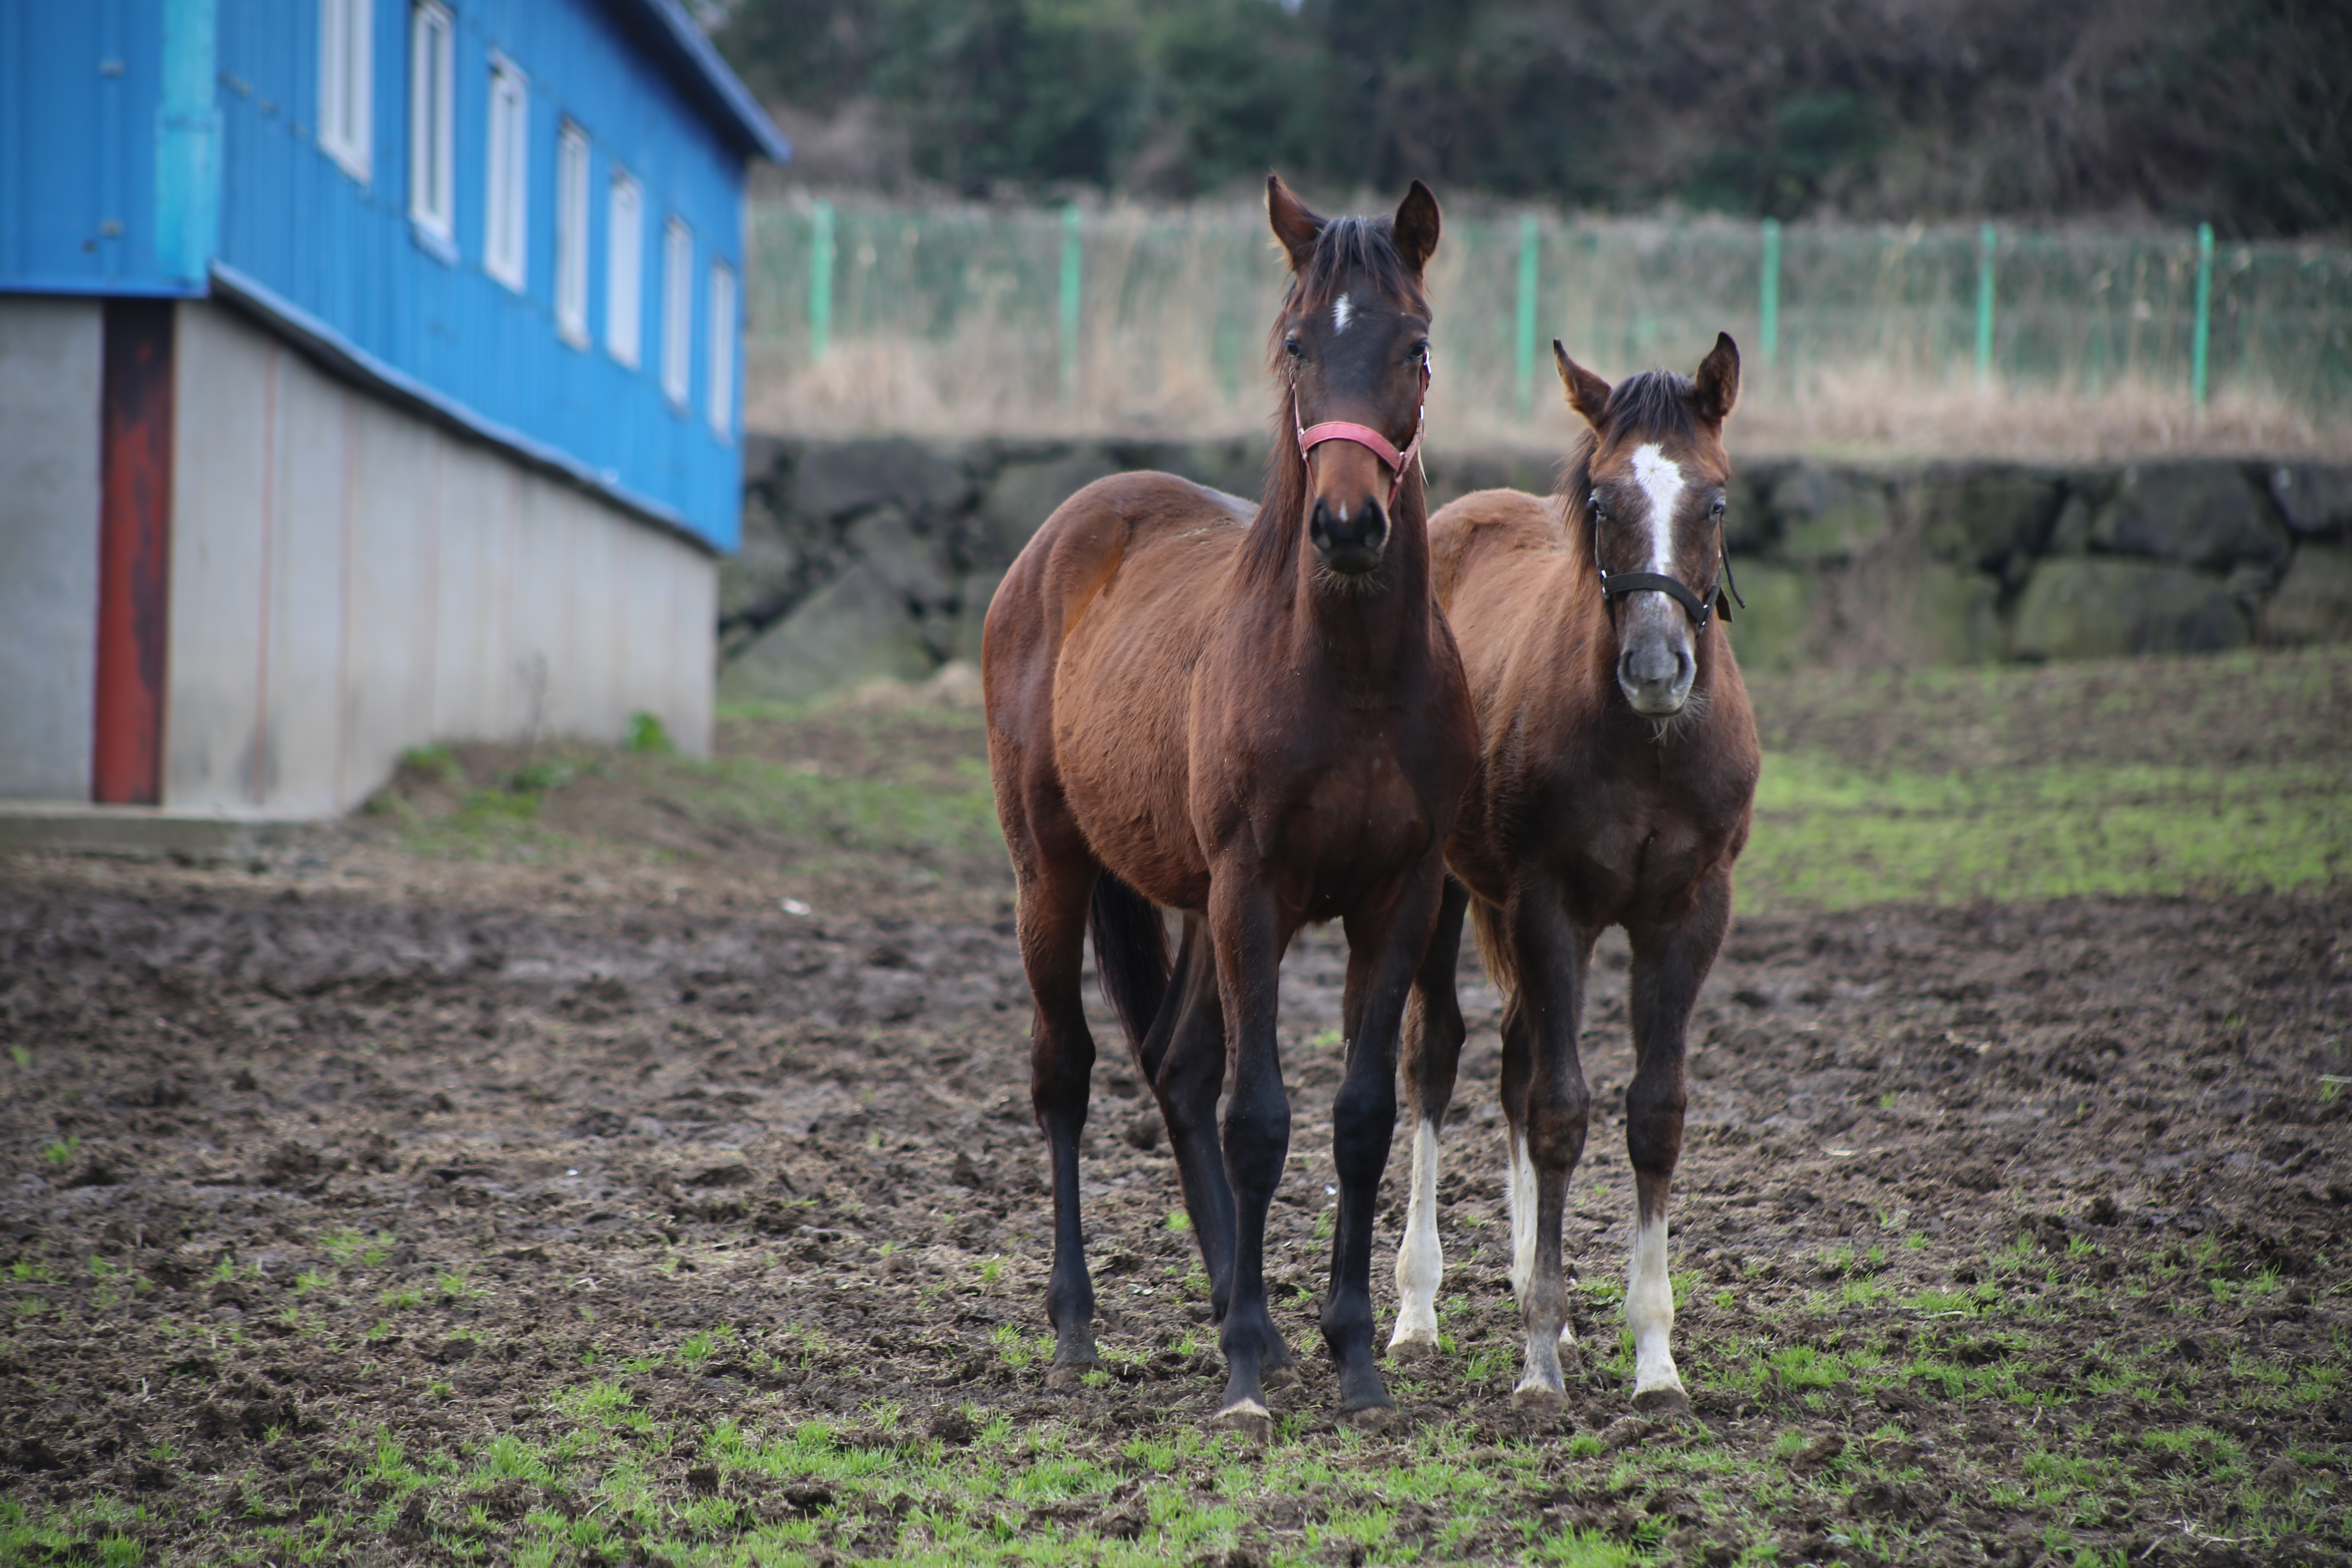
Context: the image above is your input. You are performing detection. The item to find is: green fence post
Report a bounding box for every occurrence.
[1059,203,1082,401]
[1758,217,1781,373]
[807,200,834,366]
[1514,212,1539,420]
[1974,222,1996,389]
[2191,221,2214,408]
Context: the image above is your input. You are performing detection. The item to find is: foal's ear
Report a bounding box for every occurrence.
[1392,179,1441,275]
[1693,331,1741,423]
[1553,341,1613,430]
[1266,174,1326,273]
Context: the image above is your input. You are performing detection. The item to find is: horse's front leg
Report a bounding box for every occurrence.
[1205,875,1292,1432]
[1388,875,1470,1358]
[1621,867,1733,1415]
[1138,917,1243,1327]
[1499,879,1595,1408]
[1323,864,1447,1419]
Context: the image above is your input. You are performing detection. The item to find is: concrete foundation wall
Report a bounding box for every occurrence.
[0,298,104,800]
[163,301,715,816]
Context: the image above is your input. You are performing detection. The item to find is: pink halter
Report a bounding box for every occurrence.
[1292,369,1429,511]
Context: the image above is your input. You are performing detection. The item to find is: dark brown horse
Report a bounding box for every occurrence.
[1390,335,1761,1411]
[982,177,1475,1430]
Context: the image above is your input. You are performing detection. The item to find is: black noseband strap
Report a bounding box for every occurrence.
[1599,570,1722,626]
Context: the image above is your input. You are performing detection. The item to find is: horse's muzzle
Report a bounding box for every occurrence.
[1310,497,1390,576]
[1618,627,1695,716]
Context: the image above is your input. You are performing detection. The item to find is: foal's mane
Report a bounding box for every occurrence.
[1244,214,1432,576]
[1553,367,1700,574]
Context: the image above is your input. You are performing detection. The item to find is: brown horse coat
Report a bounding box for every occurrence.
[1393,336,1761,1411]
[984,179,1475,1428]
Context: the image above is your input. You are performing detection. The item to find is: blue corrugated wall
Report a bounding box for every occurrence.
[2,0,751,551]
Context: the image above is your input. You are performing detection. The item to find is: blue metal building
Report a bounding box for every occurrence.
[0,0,787,820]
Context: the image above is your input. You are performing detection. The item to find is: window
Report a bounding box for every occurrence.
[483,55,529,292]
[606,172,644,368]
[706,261,736,437]
[660,217,693,408]
[406,2,454,247]
[318,0,374,181]
[555,122,591,345]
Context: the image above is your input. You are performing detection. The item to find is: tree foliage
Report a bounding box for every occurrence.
[713,0,2351,236]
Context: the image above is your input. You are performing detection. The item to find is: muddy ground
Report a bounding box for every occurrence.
[1,708,2349,1564]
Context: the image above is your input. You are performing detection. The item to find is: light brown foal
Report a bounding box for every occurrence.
[1392,335,1762,1412]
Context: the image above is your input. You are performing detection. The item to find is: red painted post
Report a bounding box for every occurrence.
[92,299,177,806]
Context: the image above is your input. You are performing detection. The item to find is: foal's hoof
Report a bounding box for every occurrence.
[1631,1387,1693,1418]
[1214,1399,1274,1441]
[1261,1363,1301,1392]
[1044,1362,1094,1392]
[1386,1332,1437,1363]
[1339,1403,1397,1433]
[1511,1380,1567,1412]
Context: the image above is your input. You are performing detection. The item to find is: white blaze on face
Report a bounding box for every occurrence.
[1332,293,1353,334]
[1629,443,1686,577]
[1388,1118,1443,1350]
[1626,1209,1684,1398]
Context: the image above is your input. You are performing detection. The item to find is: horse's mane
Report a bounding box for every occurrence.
[1245,215,1432,573]
[1553,367,1699,574]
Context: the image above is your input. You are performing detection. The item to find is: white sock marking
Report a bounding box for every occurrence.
[1332,293,1352,334]
[1388,1119,1442,1349]
[1506,1136,1537,1301]
[1629,444,1686,577]
[1626,1209,1683,1397]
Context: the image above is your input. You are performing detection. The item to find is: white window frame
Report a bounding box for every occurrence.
[318,0,374,182]
[605,171,644,369]
[554,121,592,345]
[483,53,530,292]
[706,260,736,439]
[660,216,693,408]
[406,2,454,251]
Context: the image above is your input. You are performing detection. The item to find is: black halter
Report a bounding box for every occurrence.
[1591,498,1745,630]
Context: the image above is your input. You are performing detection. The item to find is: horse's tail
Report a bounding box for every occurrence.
[1467,896,1518,1006]
[1088,871,1172,1052]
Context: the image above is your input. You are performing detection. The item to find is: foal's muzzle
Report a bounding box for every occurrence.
[1310,496,1390,576]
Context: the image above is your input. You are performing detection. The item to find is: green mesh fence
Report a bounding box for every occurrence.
[745,200,2352,441]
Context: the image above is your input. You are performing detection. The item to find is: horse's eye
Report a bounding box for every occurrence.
[1284,337,1305,360]
[1710,498,1727,517]
[1408,340,1429,364]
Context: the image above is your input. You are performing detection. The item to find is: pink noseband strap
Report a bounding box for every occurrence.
[1292,384,1428,510]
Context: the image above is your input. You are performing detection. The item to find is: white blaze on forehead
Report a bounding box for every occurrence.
[1629,443,1686,577]
[1332,293,1353,333]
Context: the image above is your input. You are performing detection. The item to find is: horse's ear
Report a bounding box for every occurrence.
[1266,174,1325,273]
[1694,331,1741,423]
[1554,341,1612,430]
[1393,180,1441,275]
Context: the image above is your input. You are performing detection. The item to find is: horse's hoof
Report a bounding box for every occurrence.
[1339,1403,1396,1432]
[1386,1332,1437,1363]
[1044,1363,1093,1392]
[1631,1387,1692,1418]
[1511,1380,1566,1411]
[1262,1363,1301,1391]
[1214,1400,1274,1440]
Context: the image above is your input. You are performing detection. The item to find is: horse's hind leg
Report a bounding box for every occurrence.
[1140,916,1248,1335]
[1014,847,1105,1387]
[1390,875,1471,1358]
[1621,868,1732,1415]
[1497,884,1595,1408]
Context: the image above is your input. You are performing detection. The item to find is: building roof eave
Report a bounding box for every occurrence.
[606,0,791,165]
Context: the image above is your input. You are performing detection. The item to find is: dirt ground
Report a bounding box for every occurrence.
[1,702,2348,1565]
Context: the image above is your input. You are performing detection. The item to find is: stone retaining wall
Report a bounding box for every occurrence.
[721,435,2352,701]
